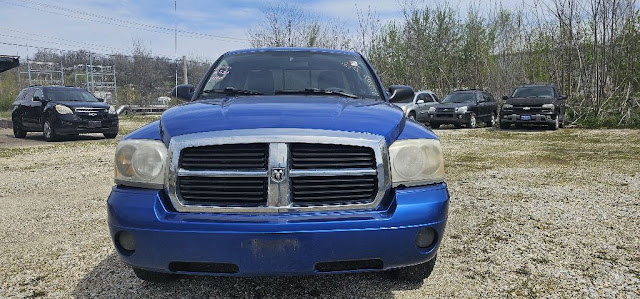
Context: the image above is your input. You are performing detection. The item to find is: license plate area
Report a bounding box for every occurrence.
[87,121,102,128]
[521,115,531,121]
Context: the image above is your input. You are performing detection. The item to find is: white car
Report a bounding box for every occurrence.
[392,90,440,122]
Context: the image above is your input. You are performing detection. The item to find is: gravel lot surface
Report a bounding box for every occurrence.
[0,119,638,298]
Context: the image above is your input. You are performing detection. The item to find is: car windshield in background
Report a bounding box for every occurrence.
[45,89,99,102]
[512,87,554,98]
[441,93,475,104]
[200,51,383,100]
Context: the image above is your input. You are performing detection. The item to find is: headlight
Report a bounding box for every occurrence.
[389,139,445,187]
[55,105,73,114]
[502,104,513,109]
[456,106,468,113]
[109,106,116,114]
[428,106,436,112]
[114,139,167,189]
[542,104,555,110]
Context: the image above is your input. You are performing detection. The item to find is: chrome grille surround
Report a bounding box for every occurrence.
[166,128,390,213]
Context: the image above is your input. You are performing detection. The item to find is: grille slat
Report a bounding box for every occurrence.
[291,143,375,169]
[180,144,268,170]
[177,176,267,206]
[291,175,377,205]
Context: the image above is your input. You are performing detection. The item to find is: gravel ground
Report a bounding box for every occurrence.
[0,120,638,298]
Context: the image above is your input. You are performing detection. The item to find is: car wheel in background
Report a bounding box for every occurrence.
[467,113,477,128]
[559,112,566,128]
[12,121,27,138]
[43,119,59,142]
[549,115,559,130]
[133,268,177,282]
[103,133,118,139]
[499,121,510,130]
[408,112,416,121]
[430,123,440,129]
[486,112,496,127]
[386,255,437,282]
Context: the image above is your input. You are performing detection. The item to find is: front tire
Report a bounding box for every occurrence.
[549,115,559,130]
[486,112,496,127]
[387,256,437,282]
[43,119,59,142]
[133,268,177,282]
[499,121,510,130]
[12,122,27,138]
[430,123,440,129]
[467,113,477,128]
[103,133,118,139]
[408,112,416,121]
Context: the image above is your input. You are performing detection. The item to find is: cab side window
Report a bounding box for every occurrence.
[416,93,427,102]
[13,90,26,105]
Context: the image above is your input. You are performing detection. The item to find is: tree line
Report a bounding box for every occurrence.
[249,0,640,127]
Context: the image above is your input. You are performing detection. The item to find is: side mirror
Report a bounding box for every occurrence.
[171,84,195,101]
[97,98,105,102]
[416,99,425,104]
[478,98,486,103]
[388,85,415,103]
[502,96,509,101]
[559,95,567,100]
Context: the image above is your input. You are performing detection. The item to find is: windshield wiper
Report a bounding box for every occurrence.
[275,88,359,99]
[202,87,263,96]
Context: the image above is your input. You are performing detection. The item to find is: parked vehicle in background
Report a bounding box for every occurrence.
[0,55,19,73]
[427,89,498,129]
[392,90,439,122]
[500,84,567,130]
[11,86,119,141]
[108,48,449,282]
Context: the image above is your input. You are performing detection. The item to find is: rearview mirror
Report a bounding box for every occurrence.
[502,96,509,101]
[171,84,195,101]
[97,98,105,102]
[388,85,415,103]
[32,96,42,102]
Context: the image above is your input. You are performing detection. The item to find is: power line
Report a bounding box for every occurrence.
[2,0,248,42]
[0,27,128,53]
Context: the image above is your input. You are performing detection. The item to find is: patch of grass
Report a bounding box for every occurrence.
[0,110,11,118]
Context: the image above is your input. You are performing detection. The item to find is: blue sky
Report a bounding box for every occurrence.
[0,0,536,61]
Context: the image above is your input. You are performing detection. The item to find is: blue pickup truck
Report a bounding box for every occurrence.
[107,48,449,282]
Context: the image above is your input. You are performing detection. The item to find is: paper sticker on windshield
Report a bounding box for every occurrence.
[212,66,231,80]
[343,60,359,71]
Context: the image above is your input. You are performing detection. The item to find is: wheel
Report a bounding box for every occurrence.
[12,122,27,138]
[387,256,437,282]
[454,123,462,129]
[133,268,177,282]
[43,119,59,142]
[499,121,510,130]
[467,113,477,128]
[430,123,440,129]
[408,112,416,121]
[486,112,496,127]
[549,115,559,130]
[103,133,118,139]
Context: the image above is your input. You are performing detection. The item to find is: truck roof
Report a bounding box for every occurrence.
[225,47,361,57]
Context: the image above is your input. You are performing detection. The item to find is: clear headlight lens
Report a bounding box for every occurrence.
[109,106,116,114]
[542,104,555,110]
[389,139,445,187]
[456,106,468,113]
[502,104,513,109]
[114,139,167,189]
[55,104,73,114]
[428,106,436,112]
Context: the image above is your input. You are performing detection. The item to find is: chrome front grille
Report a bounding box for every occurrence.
[167,129,390,213]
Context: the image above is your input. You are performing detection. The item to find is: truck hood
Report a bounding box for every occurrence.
[435,103,473,109]
[506,97,555,105]
[160,96,406,145]
[54,101,110,109]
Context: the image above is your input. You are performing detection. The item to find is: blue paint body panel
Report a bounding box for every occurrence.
[108,184,449,276]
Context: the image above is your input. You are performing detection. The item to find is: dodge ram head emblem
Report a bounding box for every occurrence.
[271,168,286,183]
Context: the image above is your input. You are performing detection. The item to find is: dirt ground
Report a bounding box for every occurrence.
[0,119,638,298]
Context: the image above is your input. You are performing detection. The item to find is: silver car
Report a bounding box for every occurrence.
[392,90,440,122]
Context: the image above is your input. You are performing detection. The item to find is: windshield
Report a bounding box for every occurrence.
[441,92,475,104]
[45,89,99,102]
[512,86,554,98]
[199,51,383,100]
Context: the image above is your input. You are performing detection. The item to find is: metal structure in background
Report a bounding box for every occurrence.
[20,61,64,86]
[73,62,117,103]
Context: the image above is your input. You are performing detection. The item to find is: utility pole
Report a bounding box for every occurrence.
[182,55,188,84]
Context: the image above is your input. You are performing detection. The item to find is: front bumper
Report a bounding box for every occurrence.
[500,112,555,124]
[54,114,119,135]
[427,112,470,125]
[107,183,449,276]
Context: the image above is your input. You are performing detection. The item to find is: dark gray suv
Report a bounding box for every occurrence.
[11,86,119,141]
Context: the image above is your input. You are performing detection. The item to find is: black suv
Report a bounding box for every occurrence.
[11,86,119,141]
[500,84,567,130]
[427,89,498,129]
